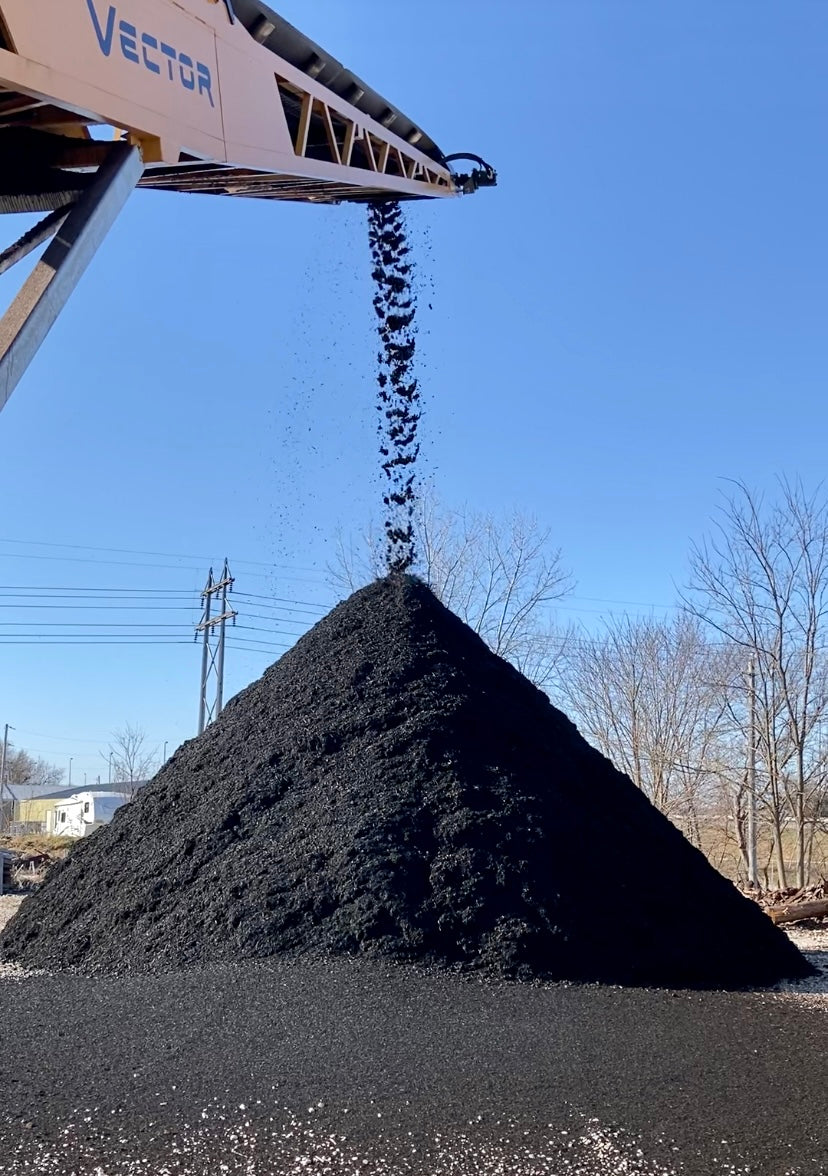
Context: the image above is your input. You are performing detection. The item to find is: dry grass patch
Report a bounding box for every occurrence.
[0,834,73,857]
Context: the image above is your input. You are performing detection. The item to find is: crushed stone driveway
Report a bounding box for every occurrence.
[0,950,827,1175]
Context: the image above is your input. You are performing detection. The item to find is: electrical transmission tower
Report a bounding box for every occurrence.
[195,560,237,734]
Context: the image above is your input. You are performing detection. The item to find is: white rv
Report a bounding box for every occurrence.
[48,790,133,838]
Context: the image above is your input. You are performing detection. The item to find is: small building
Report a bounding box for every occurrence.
[49,790,133,838]
[14,786,67,831]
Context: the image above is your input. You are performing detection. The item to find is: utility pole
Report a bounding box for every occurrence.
[0,723,11,835]
[195,560,237,734]
[747,657,758,889]
[198,567,213,733]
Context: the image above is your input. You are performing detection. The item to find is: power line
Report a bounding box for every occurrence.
[0,634,194,645]
[234,623,306,637]
[14,728,113,744]
[233,591,329,613]
[0,586,200,596]
[0,604,200,610]
[0,586,324,610]
[233,610,316,626]
[551,601,677,617]
[0,622,191,628]
[0,551,210,574]
[0,626,300,643]
[228,633,293,648]
[0,639,192,645]
[0,536,325,576]
[8,747,103,759]
[227,650,289,659]
[0,572,314,651]
[567,594,678,610]
[0,548,327,585]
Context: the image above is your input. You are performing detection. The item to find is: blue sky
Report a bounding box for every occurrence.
[1,0,827,786]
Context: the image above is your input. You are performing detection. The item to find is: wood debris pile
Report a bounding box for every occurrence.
[743,880,828,926]
[2,850,57,890]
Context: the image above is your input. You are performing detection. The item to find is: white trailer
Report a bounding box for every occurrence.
[51,790,131,838]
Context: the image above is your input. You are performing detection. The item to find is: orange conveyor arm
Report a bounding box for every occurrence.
[0,0,495,410]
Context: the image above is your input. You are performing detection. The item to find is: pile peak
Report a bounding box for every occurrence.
[2,575,811,987]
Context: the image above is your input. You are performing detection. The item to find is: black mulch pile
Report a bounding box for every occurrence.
[0,576,812,986]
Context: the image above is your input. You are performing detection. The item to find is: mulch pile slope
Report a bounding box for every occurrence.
[0,576,812,986]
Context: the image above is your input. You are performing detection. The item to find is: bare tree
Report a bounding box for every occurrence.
[682,478,828,887]
[5,748,64,793]
[559,614,735,846]
[103,724,157,796]
[0,747,64,832]
[702,664,780,885]
[330,488,573,683]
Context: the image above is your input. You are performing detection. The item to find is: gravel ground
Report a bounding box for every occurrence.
[0,893,23,925]
[1,893,826,1176]
[0,894,24,976]
[779,924,828,979]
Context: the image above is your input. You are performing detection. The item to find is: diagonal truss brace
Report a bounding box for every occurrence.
[0,143,143,414]
[274,75,454,196]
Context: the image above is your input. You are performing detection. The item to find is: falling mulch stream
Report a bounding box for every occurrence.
[368,202,420,573]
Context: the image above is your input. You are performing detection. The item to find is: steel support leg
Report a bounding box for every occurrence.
[0,144,143,414]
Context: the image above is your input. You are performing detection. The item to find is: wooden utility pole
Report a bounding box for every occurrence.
[747,657,758,888]
[0,722,9,834]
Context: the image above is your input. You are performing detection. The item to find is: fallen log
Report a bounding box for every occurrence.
[767,898,828,926]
